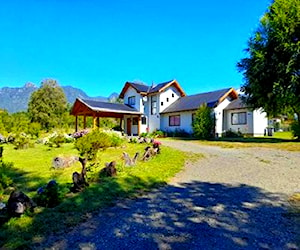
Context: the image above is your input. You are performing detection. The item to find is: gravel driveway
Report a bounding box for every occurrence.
[43,140,300,250]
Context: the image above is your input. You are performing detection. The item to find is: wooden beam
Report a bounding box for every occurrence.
[97,117,100,128]
[138,116,141,135]
[75,116,78,132]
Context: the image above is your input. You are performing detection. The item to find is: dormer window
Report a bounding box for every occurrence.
[128,96,135,106]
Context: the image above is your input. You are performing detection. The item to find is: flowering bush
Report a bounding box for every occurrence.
[72,129,89,139]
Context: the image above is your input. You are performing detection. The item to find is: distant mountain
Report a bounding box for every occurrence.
[0,83,116,113]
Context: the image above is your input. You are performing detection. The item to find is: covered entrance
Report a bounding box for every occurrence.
[70,98,142,135]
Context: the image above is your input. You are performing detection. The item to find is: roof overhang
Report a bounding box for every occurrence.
[70,98,142,118]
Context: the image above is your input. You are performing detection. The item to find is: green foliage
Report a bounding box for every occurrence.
[150,130,165,138]
[222,130,243,138]
[165,129,191,137]
[12,133,31,150]
[109,133,125,147]
[48,134,65,148]
[75,130,112,160]
[0,161,14,193]
[192,104,214,139]
[291,121,300,139]
[35,182,63,208]
[27,122,41,138]
[28,79,67,131]
[238,0,300,120]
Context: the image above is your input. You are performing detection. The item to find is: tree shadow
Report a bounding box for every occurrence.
[40,180,299,249]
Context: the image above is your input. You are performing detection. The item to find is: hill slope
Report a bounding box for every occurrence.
[0,83,115,113]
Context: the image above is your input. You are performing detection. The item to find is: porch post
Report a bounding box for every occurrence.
[75,116,78,132]
[138,116,141,135]
[119,117,123,132]
[97,117,100,128]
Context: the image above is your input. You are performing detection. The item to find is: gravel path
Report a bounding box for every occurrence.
[43,140,300,250]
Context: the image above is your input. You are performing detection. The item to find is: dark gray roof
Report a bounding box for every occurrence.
[148,80,174,93]
[129,82,150,93]
[224,98,248,110]
[81,98,141,114]
[161,88,231,114]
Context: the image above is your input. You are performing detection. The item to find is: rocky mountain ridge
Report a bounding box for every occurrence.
[0,83,118,113]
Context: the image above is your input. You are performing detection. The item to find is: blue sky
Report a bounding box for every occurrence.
[0,0,271,97]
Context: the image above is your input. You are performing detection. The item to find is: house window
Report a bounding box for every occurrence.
[151,96,157,115]
[166,98,169,102]
[172,93,175,98]
[161,102,163,106]
[169,115,180,126]
[141,116,146,125]
[132,117,138,125]
[231,112,247,125]
[128,96,135,106]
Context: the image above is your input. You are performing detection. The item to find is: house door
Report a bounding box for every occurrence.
[127,118,131,135]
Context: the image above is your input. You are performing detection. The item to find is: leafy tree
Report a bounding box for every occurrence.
[192,104,214,139]
[28,79,67,131]
[238,0,300,138]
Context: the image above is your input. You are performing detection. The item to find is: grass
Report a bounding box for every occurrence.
[0,141,192,249]
[163,131,300,151]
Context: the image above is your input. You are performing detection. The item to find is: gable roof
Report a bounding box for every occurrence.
[161,88,238,114]
[70,98,141,117]
[119,79,186,98]
[224,98,249,110]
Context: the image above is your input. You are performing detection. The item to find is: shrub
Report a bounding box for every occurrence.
[222,130,243,138]
[72,129,89,139]
[75,129,111,161]
[109,133,125,147]
[192,104,214,139]
[150,130,165,138]
[35,180,62,208]
[0,161,14,193]
[48,134,65,147]
[291,121,300,139]
[164,129,191,137]
[13,133,31,149]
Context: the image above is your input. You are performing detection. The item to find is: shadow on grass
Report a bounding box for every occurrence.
[40,181,299,249]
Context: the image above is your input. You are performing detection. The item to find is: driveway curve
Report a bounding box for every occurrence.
[43,140,300,250]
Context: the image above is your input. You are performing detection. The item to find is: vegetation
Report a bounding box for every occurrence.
[28,79,68,131]
[192,104,214,139]
[238,0,300,138]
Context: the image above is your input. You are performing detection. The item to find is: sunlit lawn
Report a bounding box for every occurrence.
[162,131,300,151]
[0,141,194,249]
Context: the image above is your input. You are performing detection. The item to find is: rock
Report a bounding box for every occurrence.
[7,190,36,217]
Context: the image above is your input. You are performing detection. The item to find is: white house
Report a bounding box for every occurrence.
[71,80,268,137]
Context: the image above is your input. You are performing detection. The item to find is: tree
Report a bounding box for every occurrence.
[192,104,214,139]
[28,79,67,131]
[238,0,300,138]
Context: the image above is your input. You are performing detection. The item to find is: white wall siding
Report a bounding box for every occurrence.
[253,109,268,136]
[225,108,253,135]
[123,86,142,112]
[161,111,194,134]
[159,86,181,112]
[214,98,231,136]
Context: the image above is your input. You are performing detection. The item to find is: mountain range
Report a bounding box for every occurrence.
[0,83,119,113]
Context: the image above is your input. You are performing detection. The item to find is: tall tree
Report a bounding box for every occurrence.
[28,79,67,130]
[238,0,300,137]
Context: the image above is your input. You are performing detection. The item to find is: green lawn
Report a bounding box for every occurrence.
[162,131,300,151]
[0,142,192,249]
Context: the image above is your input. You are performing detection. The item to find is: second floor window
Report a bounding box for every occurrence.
[128,96,135,106]
[151,96,157,115]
